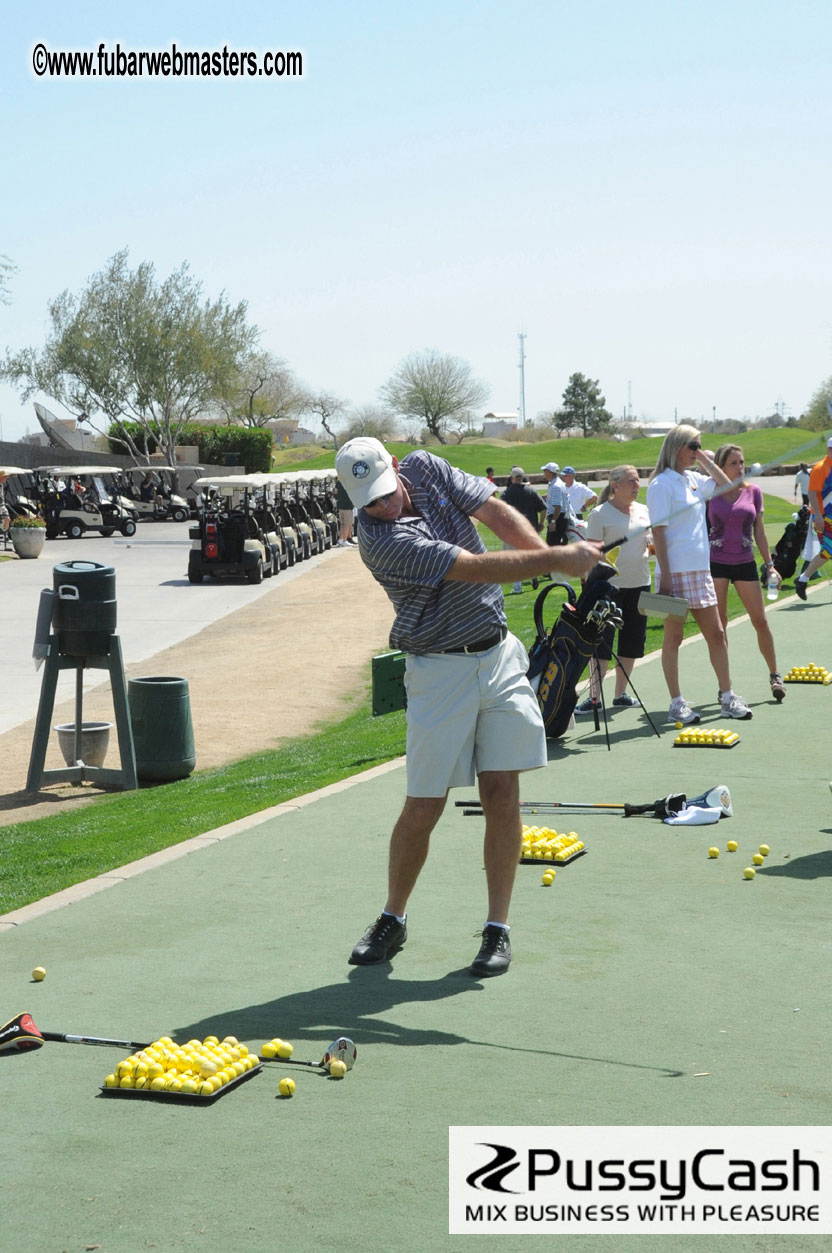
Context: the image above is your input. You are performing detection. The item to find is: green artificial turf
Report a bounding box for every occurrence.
[0,493,802,916]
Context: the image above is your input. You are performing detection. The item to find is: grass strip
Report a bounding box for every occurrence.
[1,700,406,915]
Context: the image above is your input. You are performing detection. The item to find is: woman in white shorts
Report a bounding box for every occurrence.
[647,426,752,725]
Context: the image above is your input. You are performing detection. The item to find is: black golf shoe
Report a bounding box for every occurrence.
[349,914,407,965]
[470,925,512,977]
[795,580,808,601]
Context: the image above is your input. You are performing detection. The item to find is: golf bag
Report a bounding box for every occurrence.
[527,579,622,738]
[762,505,810,582]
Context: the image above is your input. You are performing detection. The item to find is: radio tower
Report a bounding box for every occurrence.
[518,331,527,427]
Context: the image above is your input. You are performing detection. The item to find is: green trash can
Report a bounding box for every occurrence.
[128,676,196,782]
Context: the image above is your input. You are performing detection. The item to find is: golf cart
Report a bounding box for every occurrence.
[302,470,340,548]
[250,480,296,568]
[0,466,39,520]
[289,473,329,555]
[187,474,282,584]
[38,465,137,539]
[266,473,313,561]
[115,465,192,522]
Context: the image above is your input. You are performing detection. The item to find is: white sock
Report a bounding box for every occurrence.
[721,690,735,701]
[485,920,509,932]
[382,910,406,924]
[797,573,808,583]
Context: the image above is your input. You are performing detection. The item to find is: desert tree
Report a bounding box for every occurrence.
[380,348,489,444]
[1,249,257,477]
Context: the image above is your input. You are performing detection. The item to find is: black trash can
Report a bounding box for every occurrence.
[52,560,117,656]
[128,676,196,782]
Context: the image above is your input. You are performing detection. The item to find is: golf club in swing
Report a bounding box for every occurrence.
[600,430,832,555]
[0,1013,357,1071]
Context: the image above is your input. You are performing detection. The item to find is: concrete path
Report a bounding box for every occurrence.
[0,524,345,736]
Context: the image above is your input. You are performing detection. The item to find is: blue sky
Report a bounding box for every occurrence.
[2,0,831,442]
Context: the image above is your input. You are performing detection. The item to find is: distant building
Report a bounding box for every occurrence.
[266,418,317,445]
[482,413,518,439]
[627,421,676,439]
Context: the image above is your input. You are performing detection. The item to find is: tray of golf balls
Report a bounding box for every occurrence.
[101,1035,261,1101]
[784,664,831,684]
[521,825,585,866]
[673,726,740,748]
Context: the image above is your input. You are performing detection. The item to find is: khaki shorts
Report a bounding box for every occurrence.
[403,632,547,797]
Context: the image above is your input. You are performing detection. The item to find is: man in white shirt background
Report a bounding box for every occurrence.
[561,466,598,520]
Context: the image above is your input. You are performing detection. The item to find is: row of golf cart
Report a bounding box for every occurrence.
[187,471,340,585]
[0,464,198,540]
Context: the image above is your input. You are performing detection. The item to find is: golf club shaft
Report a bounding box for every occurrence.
[601,431,829,553]
[459,800,626,813]
[41,1030,151,1050]
[258,1056,325,1070]
[43,1029,326,1068]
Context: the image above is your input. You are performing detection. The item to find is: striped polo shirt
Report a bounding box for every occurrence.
[357,450,506,654]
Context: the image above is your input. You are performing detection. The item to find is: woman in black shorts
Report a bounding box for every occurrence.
[708,444,785,702]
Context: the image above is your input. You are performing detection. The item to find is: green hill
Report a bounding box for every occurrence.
[274,428,823,476]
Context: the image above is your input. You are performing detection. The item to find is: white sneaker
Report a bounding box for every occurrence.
[721,693,753,720]
[668,697,700,725]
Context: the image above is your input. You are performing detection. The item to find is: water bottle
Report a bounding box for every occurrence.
[766,568,779,601]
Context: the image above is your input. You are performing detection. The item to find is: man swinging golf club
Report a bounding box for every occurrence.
[335,439,600,976]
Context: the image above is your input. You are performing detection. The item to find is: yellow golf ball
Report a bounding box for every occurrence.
[32,966,46,982]
[707,847,719,859]
[752,853,764,866]
[329,1060,347,1078]
[278,1076,296,1097]
[743,867,756,880]
[675,721,683,729]
[199,1060,218,1078]
[261,1041,277,1059]
[726,840,738,852]
[276,1040,294,1059]
[759,844,770,857]
[541,871,555,885]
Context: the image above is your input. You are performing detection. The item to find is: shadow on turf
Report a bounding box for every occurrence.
[756,846,832,880]
[174,965,683,1079]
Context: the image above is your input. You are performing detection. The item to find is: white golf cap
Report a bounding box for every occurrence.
[335,437,398,509]
[540,462,560,473]
[826,436,832,449]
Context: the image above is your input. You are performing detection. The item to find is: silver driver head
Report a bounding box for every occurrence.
[321,1036,357,1070]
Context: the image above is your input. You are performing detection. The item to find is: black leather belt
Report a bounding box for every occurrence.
[439,627,507,655]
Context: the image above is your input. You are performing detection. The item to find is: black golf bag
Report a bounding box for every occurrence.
[527,579,622,738]
[762,506,810,583]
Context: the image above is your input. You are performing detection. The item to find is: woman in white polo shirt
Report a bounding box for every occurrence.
[647,426,752,725]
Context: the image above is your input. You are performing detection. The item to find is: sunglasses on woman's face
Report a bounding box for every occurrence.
[687,441,702,451]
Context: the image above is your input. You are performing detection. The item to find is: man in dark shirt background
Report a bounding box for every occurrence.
[501,466,546,593]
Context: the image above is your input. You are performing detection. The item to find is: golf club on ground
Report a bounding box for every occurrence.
[456,784,731,819]
[259,1036,358,1072]
[457,793,686,817]
[0,1014,357,1070]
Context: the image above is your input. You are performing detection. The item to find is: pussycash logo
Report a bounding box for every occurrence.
[467,1144,521,1193]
